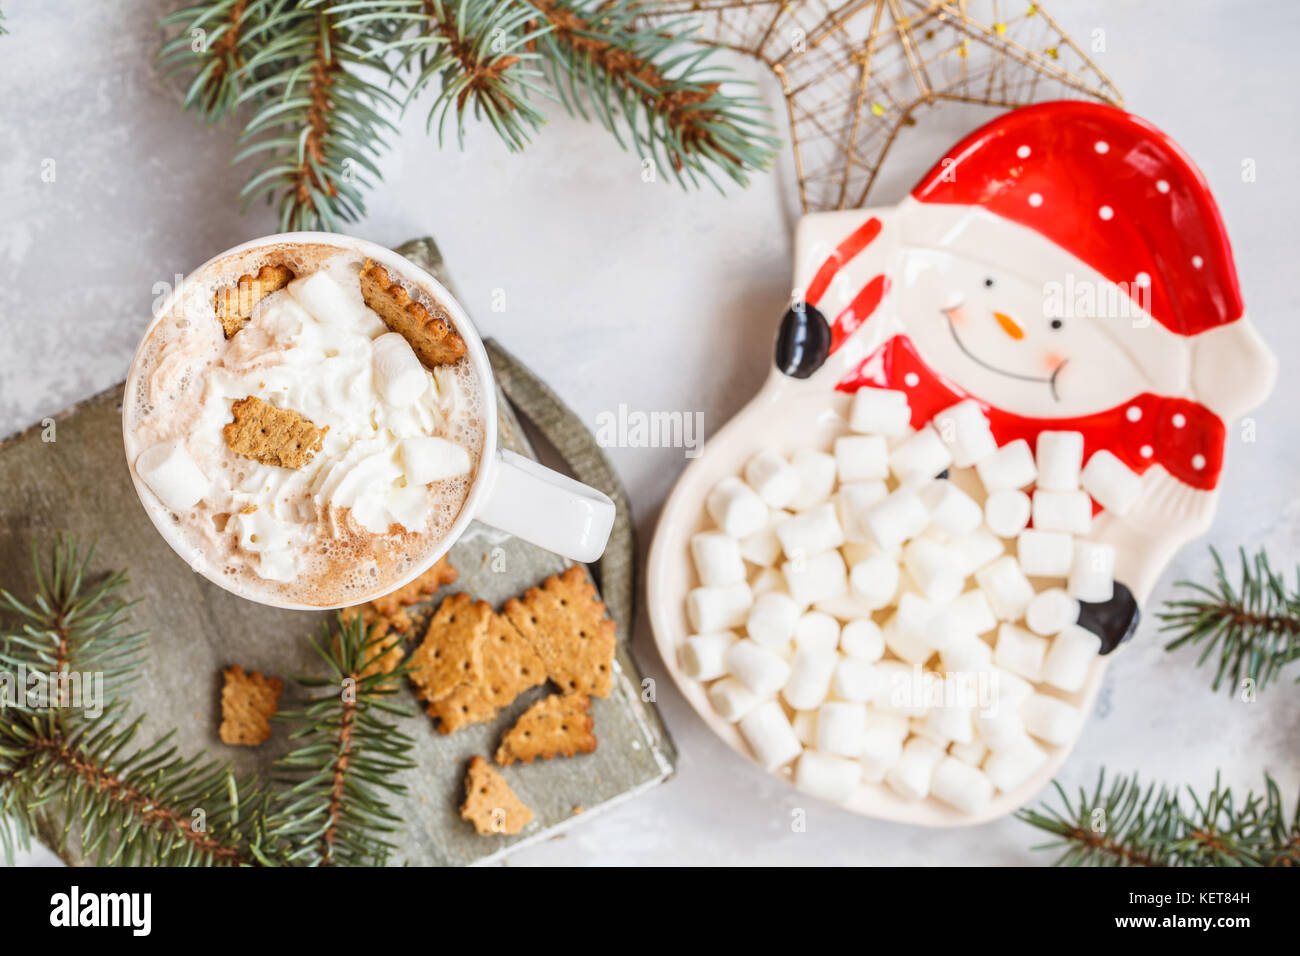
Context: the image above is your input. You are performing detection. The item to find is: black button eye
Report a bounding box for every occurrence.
[983,277,995,287]
[1050,319,1064,330]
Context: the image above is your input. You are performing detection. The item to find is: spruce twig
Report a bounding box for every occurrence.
[260,614,417,866]
[1018,770,1300,867]
[0,537,417,866]
[1159,547,1300,694]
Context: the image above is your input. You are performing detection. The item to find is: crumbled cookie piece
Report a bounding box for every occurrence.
[222,395,327,469]
[219,666,283,746]
[407,592,491,705]
[369,556,459,632]
[425,613,547,734]
[495,692,597,765]
[214,264,294,338]
[505,566,617,698]
[359,259,466,367]
[461,756,533,836]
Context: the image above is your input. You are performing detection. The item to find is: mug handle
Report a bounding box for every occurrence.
[474,449,616,562]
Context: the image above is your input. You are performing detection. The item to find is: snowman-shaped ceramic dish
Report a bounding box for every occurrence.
[646,101,1277,824]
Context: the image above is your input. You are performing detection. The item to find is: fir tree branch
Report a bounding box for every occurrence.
[1159,548,1300,695]
[262,614,416,866]
[1019,770,1300,867]
[526,0,778,188]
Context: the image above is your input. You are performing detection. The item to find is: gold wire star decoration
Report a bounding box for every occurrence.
[644,1,1122,211]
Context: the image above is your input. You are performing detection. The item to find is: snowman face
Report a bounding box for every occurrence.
[892,247,1160,418]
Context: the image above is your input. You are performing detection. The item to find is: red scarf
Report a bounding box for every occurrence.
[836,335,1224,491]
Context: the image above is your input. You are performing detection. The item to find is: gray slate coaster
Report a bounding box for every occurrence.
[0,241,675,866]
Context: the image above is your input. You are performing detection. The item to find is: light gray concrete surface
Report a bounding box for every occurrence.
[1,0,1296,865]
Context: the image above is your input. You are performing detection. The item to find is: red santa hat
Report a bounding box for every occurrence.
[909,101,1274,422]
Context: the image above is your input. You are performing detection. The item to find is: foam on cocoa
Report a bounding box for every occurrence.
[124,242,485,607]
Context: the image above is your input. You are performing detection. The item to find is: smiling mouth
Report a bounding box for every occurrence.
[942,310,1064,402]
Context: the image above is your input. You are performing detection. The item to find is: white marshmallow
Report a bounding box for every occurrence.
[1041,623,1101,691]
[371,332,430,406]
[1026,588,1080,637]
[859,727,905,783]
[706,476,768,538]
[931,399,998,467]
[1016,529,1074,578]
[949,738,988,768]
[884,737,946,800]
[840,618,885,662]
[848,554,900,609]
[836,481,889,542]
[1021,692,1085,746]
[984,739,1049,792]
[287,269,370,329]
[888,427,953,486]
[902,538,965,604]
[976,555,1036,621]
[749,566,785,596]
[817,701,868,757]
[833,657,883,702]
[931,757,995,814]
[1035,431,1084,492]
[918,480,983,537]
[690,531,746,587]
[865,709,911,740]
[849,388,910,435]
[794,611,841,653]
[813,593,882,620]
[776,502,844,560]
[994,622,1048,681]
[860,488,929,551]
[973,704,1031,752]
[678,631,737,681]
[792,709,819,746]
[1032,489,1093,535]
[1081,449,1142,516]
[976,439,1037,493]
[885,602,936,667]
[786,449,837,511]
[738,701,803,771]
[794,751,862,803]
[990,666,1035,705]
[400,436,470,485]
[707,676,762,722]
[1068,540,1115,603]
[840,540,886,567]
[782,649,838,710]
[834,434,889,482]
[738,510,788,567]
[951,589,998,635]
[782,549,847,607]
[724,639,791,696]
[687,582,754,632]
[135,440,210,512]
[921,606,975,652]
[984,489,1031,538]
[745,591,801,650]
[950,528,1006,575]
[940,635,993,674]
[743,450,799,508]
[924,694,974,744]
[872,661,931,717]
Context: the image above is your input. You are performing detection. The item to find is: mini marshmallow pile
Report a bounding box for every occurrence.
[681,390,1140,814]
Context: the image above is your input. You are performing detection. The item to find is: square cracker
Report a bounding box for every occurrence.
[505,566,616,698]
[425,612,547,734]
[222,395,327,469]
[461,756,533,836]
[407,592,491,705]
[359,259,466,367]
[214,264,294,338]
[219,666,283,746]
[495,692,597,765]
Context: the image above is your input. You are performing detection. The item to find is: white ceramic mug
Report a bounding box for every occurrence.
[123,232,615,609]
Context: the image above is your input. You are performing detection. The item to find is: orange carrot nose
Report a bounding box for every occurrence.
[993,311,1025,340]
